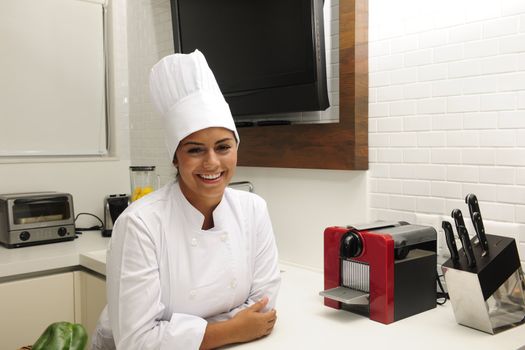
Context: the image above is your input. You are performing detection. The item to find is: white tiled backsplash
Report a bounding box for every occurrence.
[368,0,525,263]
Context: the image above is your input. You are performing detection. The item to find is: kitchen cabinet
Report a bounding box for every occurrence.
[0,233,110,348]
[75,270,107,346]
[0,272,76,349]
[1,0,107,157]
[0,270,107,349]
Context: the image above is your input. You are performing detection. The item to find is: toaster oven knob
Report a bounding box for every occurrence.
[57,227,67,237]
[20,231,30,241]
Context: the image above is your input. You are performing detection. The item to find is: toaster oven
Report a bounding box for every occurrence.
[0,192,76,248]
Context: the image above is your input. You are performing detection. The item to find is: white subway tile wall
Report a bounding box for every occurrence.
[127,0,176,184]
[369,0,525,263]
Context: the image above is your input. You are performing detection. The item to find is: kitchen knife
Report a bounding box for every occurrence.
[465,193,489,253]
[457,225,476,268]
[451,209,467,235]
[442,221,459,263]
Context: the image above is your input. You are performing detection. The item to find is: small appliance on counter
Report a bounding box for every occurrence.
[102,165,159,237]
[103,194,130,237]
[130,166,159,202]
[0,192,76,248]
[320,221,437,324]
[441,194,525,334]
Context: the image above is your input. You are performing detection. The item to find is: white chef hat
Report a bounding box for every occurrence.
[149,49,239,160]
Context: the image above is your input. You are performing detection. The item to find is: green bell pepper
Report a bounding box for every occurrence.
[32,321,87,350]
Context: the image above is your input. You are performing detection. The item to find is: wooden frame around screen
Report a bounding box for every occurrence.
[237,0,368,170]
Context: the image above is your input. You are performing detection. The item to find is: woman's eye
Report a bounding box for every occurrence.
[187,147,204,154]
[216,144,232,153]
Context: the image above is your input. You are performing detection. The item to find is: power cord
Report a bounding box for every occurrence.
[74,212,104,235]
[436,272,448,305]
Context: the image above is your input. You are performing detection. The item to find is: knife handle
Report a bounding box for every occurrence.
[451,209,466,234]
[465,193,480,213]
[442,221,459,262]
[472,212,489,252]
[457,226,476,268]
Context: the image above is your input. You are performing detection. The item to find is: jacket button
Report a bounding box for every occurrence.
[230,279,237,289]
[189,290,196,299]
[220,233,228,242]
[191,238,197,247]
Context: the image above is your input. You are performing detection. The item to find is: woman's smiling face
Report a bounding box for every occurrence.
[174,127,238,208]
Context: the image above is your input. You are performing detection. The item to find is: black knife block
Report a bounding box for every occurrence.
[442,234,525,334]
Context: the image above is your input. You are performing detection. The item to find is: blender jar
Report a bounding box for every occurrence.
[130,166,159,202]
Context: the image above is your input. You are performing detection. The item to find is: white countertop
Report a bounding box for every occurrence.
[0,231,109,279]
[1,234,524,349]
[248,264,525,350]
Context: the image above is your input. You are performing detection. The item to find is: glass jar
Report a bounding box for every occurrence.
[129,166,159,202]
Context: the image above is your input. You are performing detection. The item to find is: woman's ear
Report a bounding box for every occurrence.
[172,155,179,177]
[172,159,179,178]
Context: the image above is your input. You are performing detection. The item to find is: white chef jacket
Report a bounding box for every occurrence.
[91,181,281,350]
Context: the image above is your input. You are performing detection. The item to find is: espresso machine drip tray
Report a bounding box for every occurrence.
[320,287,369,305]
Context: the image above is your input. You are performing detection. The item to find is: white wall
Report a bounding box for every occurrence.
[368,0,525,263]
[0,0,131,228]
[126,0,367,270]
[0,161,130,227]
[234,167,367,270]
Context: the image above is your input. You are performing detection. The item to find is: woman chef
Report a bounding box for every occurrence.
[92,50,281,350]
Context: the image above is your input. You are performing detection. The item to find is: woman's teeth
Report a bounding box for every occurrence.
[199,173,221,180]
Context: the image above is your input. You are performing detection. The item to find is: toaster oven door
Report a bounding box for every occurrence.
[10,195,73,229]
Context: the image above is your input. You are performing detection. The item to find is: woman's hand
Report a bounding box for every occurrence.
[230,297,277,342]
[199,297,277,350]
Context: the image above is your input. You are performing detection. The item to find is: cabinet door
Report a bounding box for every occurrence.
[76,270,107,345]
[0,272,75,349]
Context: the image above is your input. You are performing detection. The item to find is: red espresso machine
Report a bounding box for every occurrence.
[320,222,437,324]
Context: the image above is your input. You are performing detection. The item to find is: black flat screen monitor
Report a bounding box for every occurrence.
[170,0,330,118]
